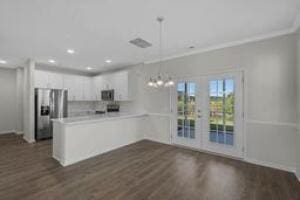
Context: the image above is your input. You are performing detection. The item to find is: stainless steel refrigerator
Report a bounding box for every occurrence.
[35,88,68,140]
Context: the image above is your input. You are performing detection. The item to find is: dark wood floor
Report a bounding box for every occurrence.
[0,134,299,200]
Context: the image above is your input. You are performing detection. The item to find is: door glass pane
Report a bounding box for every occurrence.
[184,119,189,138]
[225,79,234,145]
[186,83,196,138]
[177,118,183,137]
[189,119,195,139]
[177,82,196,139]
[209,80,217,142]
[209,79,234,146]
[177,82,185,114]
[217,80,225,144]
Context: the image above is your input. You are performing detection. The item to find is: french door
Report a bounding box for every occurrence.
[172,79,202,149]
[171,71,244,158]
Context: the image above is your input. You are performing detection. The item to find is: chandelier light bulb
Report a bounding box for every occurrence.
[156,76,164,86]
[168,79,175,86]
[153,79,158,88]
[164,77,174,87]
[147,78,154,87]
[157,80,164,86]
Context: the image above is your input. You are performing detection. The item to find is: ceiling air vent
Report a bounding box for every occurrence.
[129,38,152,48]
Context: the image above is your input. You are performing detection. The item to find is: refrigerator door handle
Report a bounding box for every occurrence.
[49,90,55,118]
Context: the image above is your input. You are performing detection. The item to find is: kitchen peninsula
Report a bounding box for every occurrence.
[52,113,147,166]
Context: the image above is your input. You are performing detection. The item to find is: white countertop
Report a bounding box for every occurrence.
[52,112,148,125]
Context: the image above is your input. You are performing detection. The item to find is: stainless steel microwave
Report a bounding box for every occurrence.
[101,89,114,101]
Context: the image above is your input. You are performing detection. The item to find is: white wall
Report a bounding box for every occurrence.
[131,33,298,172]
[296,29,300,180]
[0,68,17,134]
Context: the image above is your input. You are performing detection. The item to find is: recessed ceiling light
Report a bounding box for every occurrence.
[48,59,56,63]
[0,59,7,64]
[105,59,112,63]
[86,66,95,70]
[67,49,75,54]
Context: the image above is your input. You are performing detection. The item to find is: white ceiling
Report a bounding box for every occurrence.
[0,0,299,72]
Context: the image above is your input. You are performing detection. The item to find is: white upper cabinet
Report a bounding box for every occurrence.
[34,70,49,88]
[48,72,63,89]
[34,69,135,102]
[93,70,135,101]
[34,70,63,89]
[101,74,114,90]
[63,75,91,101]
[113,71,129,101]
[82,76,95,101]
[63,74,78,101]
[75,76,84,101]
[93,76,105,101]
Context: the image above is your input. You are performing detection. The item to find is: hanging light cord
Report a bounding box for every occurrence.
[147,16,174,87]
[158,17,163,76]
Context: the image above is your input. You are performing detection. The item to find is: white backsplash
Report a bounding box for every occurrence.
[68,101,95,111]
[68,101,135,117]
[68,101,97,117]
[94,101,109,111]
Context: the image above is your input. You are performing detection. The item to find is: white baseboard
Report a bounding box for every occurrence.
[23,135,35,143]
[52,155,64,166]
[245,157,296,173]
[144,137,171,145]
[0,130,15,135]
[0,130,24,135]
[15,131,23,135]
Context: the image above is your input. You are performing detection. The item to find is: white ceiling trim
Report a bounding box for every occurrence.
[292,12,300,31]
[0,66,18,70]
[144,28,295,65]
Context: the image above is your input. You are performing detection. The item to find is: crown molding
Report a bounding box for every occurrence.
[0,66,18,70]
[144,12,300,65]
[144,28,295,65]
[292,12,300,32]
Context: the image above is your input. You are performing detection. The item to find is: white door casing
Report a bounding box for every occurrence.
[171,71,244,158]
